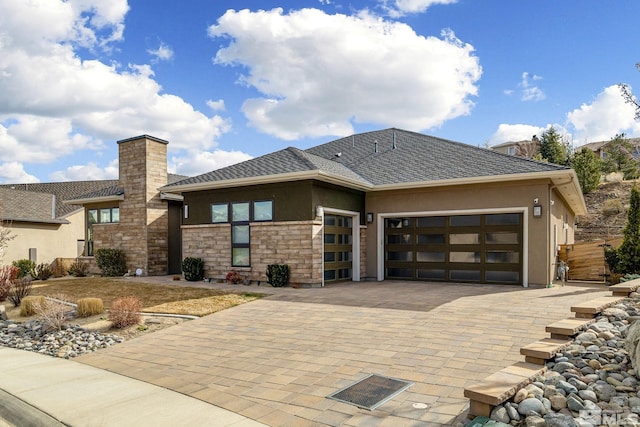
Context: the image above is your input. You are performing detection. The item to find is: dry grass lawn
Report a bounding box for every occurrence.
[27,276,264,317]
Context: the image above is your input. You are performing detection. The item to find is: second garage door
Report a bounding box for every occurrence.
[384,213,523,285]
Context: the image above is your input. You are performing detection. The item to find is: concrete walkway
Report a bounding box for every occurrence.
[0,347,267,427]
[64,280,609,427]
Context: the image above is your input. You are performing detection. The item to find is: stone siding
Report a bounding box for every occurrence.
[182,220,323,286]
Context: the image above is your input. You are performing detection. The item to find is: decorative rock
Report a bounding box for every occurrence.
[513,388,528,403]
[566,394,585,412]
[490,405,510,424]
[0,305,6,321]
[557,380,578,395]
[525,415,547,427]
[544,412,579,427]
[518,398,545,416]
[505,402,520,421]
[549,394,567,411]
[578,389,598,403]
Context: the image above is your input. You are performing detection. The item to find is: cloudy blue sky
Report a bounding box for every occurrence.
[1,0,640,183]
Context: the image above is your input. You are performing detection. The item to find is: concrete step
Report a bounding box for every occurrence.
[570,296,625,318]
[464,362,546,417]
[609,279,640,297]
[545,317,595,340]
[520,338,571,365]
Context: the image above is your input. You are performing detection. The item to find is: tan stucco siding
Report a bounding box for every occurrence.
[2,209,85,265]
[364,180,561,286]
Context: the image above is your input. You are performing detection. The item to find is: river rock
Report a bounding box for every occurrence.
[518,398,545,416]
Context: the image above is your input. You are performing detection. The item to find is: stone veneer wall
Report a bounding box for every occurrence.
[182,220,323,286]
[359,226,367,280]
[91,136,169,276]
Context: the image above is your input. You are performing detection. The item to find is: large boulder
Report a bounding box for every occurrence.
[625,321,640,379]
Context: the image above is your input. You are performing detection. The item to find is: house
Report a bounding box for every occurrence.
[577,137,640,159]
[162,128,586,288]
[2,129,586,287]
[492,137,540,158]
[0,180,118,265]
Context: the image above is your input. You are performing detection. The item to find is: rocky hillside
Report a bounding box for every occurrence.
[575,180,633,242]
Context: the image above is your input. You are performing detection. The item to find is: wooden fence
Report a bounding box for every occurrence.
[558,237,622,282]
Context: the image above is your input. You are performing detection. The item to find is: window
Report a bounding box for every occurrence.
[231,202,250,267]
[86,207,118,256]
[508,146,515,155]
[232,202,250,222]
[99,207,119,224]
[253,201,273,221]
[211,203,228,223]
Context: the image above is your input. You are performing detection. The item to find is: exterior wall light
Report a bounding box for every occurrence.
[366,212,374,223]
[533,198,542,218]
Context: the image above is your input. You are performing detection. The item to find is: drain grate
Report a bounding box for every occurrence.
[327,374,413,410]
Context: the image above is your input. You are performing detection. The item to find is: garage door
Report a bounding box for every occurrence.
[384,213,522,285]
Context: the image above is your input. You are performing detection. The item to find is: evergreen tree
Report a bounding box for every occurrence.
[539,126,571,165]
[571,148,601,194]
[617,185,640,274]
[601,133,635,174]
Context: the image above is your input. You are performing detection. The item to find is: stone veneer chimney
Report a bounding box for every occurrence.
[116,135,169,275]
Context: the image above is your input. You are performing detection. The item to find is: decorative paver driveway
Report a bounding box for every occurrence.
[77,281,609,426]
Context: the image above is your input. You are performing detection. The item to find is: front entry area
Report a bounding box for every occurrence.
[384,212,523,285]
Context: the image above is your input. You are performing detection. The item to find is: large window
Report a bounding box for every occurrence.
[211,200,273,267]
[86,207,119,256]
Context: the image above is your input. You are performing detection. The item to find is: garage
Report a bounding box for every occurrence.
[384,212,523,285]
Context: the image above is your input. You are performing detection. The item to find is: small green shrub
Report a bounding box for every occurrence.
[33,263,53,281]
[182,257,204,281]
[95,248,127,277]
[20,295,46,316]
[266,264,290,287]
[602,199,624,216]
[68,259,90,277]
[109,296,142,328]
[605,246,620,273]
[76,298,104,317]
[621,273,640,283]
[11,259,35,278]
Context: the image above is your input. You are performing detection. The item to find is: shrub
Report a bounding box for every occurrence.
[76,298,104,317]
[266,264,290,287]
[67,259,89,277]
[34,294,72,332]
[182,257,204,281]
[33,263,53,281]
[7,277,32,307]
[95,248,127,277]
[109,296,142,328]
[20,295,46,317]
[603,199,624,216]
[0,265,18,301]
[11,259,35,278]
[605,246,620,273]
[621,273,640,283]
[226,270,242,284]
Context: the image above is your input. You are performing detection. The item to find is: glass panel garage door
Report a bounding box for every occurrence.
[324,214,353,282]
[385,213,522,285]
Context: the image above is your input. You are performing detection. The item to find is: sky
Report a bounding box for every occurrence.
[2,0,640,184]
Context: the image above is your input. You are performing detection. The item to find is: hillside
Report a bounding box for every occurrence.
[575,180,633,242]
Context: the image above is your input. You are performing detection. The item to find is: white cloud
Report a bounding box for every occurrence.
[0,162,39,184]
[488,124,545,145]
[0,0,231,181]
[208,8,481,140]
[519,72,545,102]
[148,42,174,62]
[49,160,118,182]
[566,85,640,143]
[170,150,253,177]
[386,0,458,16]
[207,99,226,111]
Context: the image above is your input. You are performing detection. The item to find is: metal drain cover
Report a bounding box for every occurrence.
[327,374,413,410]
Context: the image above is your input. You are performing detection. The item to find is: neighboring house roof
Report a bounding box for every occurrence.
[0,180,119,220]
[163,128,587,215]
[491,140,530,149]
[0,187,67,224]
[577,137,640,153]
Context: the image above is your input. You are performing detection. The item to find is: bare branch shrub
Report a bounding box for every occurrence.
[20,295,46,317]
[0,265,18,301]
[77,298,104,317]
[7,277,32,307]
[33,294,73,332]
[109,296,142,328]
[67,259,89,277]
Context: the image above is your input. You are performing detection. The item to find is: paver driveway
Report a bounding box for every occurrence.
[76,281,610,426]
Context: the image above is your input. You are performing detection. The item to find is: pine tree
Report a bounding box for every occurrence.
[571,148,601,194]
[539,126,571,165]
[617,185,640,274]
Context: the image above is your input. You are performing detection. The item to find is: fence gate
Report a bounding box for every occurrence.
[558,238,621,282]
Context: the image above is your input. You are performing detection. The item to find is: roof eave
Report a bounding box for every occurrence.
[160,171,372,193]
[63,194,125,205]
[1,217,69,225]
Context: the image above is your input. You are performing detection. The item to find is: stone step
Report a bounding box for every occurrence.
[520,338,571,365]
[545,317,595,340]
[609,279,640,297]
[464,362,546,417]
[570,296,625,318]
